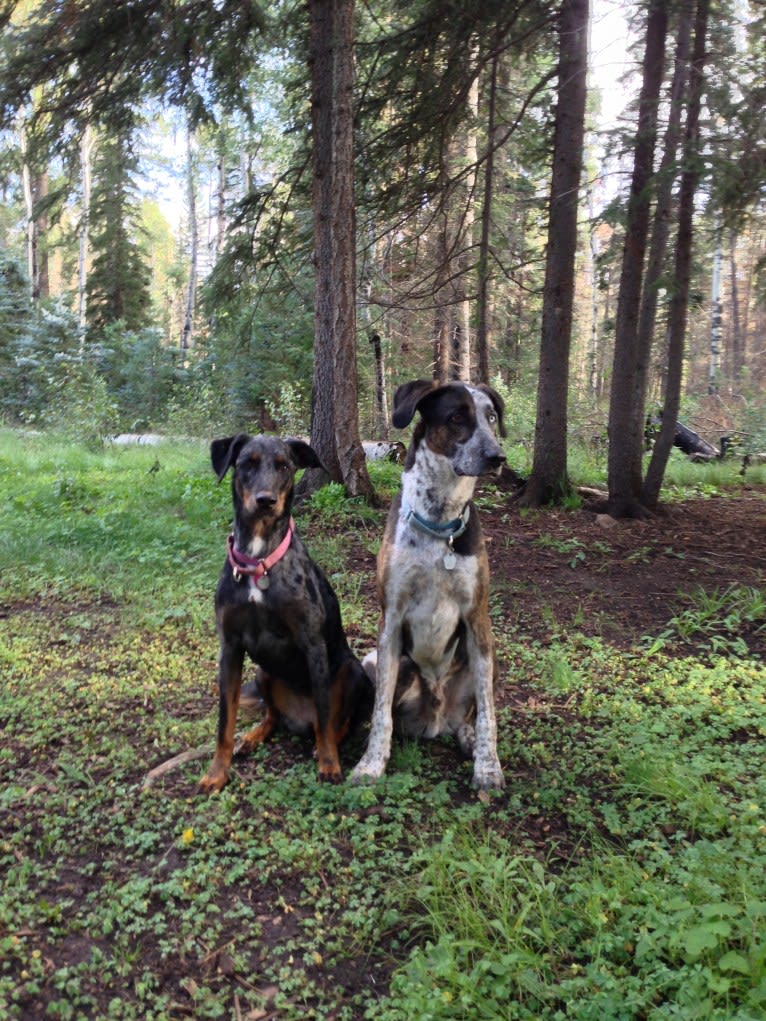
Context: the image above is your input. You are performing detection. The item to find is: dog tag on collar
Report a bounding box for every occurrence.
[256,573,271,591]
[443,539,457,570]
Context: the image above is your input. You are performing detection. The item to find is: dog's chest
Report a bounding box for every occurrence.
[388,540,478,668]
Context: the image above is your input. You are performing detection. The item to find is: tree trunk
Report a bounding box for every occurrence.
[303,0,373,500]
[587,211,600,397]
[517,0,588,507]
[20,122,36,302]
[709,220,722,393]
[476,43,500,385]
[369,332,389,438]
[33,173,50,300]
[214,129,227,262]
[433,209,452,384]
[634,0,692,418]
[19,122,49,302]
[728,231,743,382]
[457,61,479,381]
[181,120,198,354]
[605,0,668,518]
[642,0,710,510]
[78,123,95,344]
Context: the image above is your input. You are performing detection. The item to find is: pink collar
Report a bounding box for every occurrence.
[227,518,295,583]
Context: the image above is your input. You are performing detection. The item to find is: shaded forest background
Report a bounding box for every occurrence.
[0,0,764,504]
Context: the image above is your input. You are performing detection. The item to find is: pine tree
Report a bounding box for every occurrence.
[86,127,151,337]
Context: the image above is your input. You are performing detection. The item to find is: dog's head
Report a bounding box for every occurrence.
[211,433,323,522]
[392,380,506,477]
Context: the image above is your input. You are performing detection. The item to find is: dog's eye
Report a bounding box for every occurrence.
[488,412,497,425]
[276,461,289,472]
[449,412,465,425]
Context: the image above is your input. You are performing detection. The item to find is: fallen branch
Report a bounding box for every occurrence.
[142,746,210,789]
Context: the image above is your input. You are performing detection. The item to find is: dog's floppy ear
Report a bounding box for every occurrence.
[286,438,325,472]
[391,379,438,429]
[476,384,507,438]
[211,434,250,481]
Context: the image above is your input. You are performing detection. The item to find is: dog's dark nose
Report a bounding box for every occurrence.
[255,491,277,507]
[485,450,506,468]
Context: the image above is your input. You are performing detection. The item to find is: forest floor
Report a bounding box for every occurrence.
[339,481,766,664]
[2,456,765,1020]
[480,483,766,657]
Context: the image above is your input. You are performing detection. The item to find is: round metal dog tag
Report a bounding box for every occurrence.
[256,573,271,590]
[443,551,457,570]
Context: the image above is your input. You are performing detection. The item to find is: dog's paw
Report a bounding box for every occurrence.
[318,767,343,784]
[199,766,229,794]
[233,735,257,759]
[350,756,386,785]
[472,760,505,792]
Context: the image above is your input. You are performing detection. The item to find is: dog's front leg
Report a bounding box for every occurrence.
[306,644,343,783]
[467,630,505,791]
[200,642,244,793]
[351,622,401,784]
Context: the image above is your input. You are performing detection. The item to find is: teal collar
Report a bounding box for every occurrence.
[402,500,470,541]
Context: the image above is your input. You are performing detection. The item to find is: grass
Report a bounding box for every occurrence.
[1,429,765,1020]
[644,585,766,658]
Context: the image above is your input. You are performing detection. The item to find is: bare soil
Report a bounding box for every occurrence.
[483,485,766,659]
[343,484,766,665]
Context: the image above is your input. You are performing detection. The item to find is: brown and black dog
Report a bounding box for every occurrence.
[200,433,372,792]
[351,380,507,791]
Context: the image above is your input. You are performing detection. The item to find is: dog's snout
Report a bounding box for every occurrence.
[255,491,278,507]
[480,447,506,476]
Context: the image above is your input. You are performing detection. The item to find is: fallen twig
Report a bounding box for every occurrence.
[142,746,210,788]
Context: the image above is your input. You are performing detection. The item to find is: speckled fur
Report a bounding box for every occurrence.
[352,381,507,791]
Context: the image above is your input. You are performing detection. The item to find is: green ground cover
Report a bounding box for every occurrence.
[1,430,764,1020]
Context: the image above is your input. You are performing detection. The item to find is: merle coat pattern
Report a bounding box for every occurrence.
[200,433,372,792]
[351,380,507,791]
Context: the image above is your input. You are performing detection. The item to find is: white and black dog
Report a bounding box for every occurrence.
[352,380,507,791]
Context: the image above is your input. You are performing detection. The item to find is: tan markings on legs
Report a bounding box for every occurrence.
[200,651,243,793]
[234,674,280,757]
[314,667,357,783]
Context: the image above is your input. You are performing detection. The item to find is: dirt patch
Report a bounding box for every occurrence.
[482,487,766,660]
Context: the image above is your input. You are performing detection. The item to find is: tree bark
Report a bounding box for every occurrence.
[476,42,501,385]
[433,204,452,384]
[78,122,95,345]
[728,231,743,382]
[19,121,49,303]
[33,172,50,300]
[709,220,722,393]
[457,60,479,381]
[303,0,373,499]
[605,0,668,518]
[20,122,36,302]
[642,0,710,510]
[181,120,198,354]
[517,0,588,507]
[369,332,389,438]
[634,0,692,417]
[214,128,228,262]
